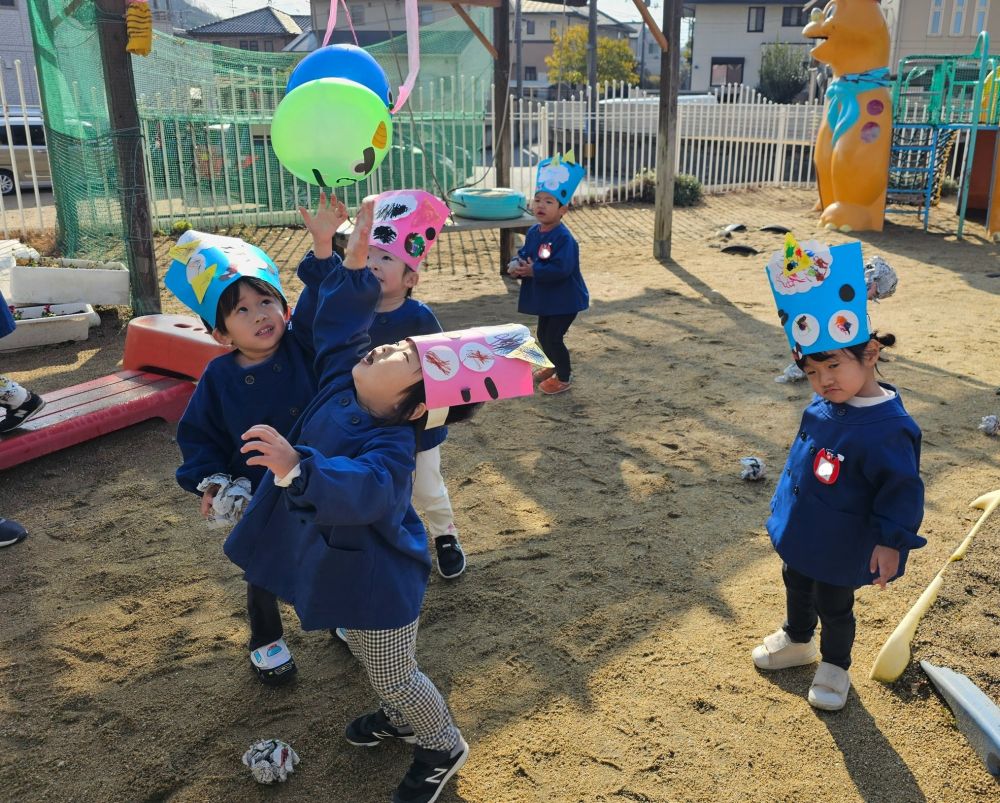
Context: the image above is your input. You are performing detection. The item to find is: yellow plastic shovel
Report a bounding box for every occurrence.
[870,489,1000,683]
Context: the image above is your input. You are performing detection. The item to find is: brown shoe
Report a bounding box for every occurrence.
[532,367,555,383]
[539,376,572,395]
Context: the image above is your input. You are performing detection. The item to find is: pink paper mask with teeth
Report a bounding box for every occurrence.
[368,190,450,270]
[409,324,551,420]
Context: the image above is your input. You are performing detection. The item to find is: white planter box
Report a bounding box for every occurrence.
[0,304,100,352]
[0,258,130,306]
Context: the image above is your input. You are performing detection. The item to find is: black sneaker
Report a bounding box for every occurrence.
[0,518,28,548]
[0,392,46,434]
[393,737,470,803]
[434,534,466,579]
[345,708,417,747]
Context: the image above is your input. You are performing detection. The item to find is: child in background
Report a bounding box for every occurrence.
[169,211,346,685]
[0,290,45,435]
[366,190,465,578]
[508,150,589,395]
[753,236,925,711]
[224,199,550,803]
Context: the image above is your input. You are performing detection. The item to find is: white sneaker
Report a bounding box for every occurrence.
[808,662,851,711]
[752,628,818,670]
[249,638,297,686]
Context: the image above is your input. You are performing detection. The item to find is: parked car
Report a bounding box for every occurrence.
[0,110,50,195]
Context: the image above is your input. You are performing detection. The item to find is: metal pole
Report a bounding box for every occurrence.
[639,3,648,89]
[515,0,523,99]
[587,0,598,159]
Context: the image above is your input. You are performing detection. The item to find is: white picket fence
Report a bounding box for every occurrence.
[1,67,979,237]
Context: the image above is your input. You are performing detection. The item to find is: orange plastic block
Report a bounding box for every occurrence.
[122,314,230,381]
[0,370,194,470]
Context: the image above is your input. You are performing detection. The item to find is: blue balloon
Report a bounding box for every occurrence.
[287,44,392,107]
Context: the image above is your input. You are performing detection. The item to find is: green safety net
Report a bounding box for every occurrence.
[27,1,493,261]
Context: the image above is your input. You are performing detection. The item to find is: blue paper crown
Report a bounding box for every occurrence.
[535,150,585,205]
[765,236,869,359]
[164,231,284,329]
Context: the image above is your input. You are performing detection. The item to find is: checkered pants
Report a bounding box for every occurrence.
[0,376,27,409]
[344,618,460,752]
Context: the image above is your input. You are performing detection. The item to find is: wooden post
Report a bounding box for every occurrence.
[493,1,513,273]
[96,0,160,314]
[653,0,682,260]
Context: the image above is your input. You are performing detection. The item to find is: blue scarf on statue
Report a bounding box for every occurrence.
[825,67,891,145]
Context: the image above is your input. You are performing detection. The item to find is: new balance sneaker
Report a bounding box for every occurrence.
[0,392,46,434]
[345,708,417,747]
[393,737,470,803]
[434,534,466,579]
[249,638,297,686]
[0,518,28,548]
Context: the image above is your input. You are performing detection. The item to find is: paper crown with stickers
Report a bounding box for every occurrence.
[409,324,553,428]
[165,231,285,329]
[764,234,869,360]
[369,190,450,271]
[535,150,585,205]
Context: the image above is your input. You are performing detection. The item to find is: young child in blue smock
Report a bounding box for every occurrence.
[507,150,589,395]
[366,190,465,579]
[752,236,925,712]
[168,214,346,686]
[223,197,551,803]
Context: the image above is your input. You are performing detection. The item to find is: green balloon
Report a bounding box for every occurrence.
[271,78,392,187]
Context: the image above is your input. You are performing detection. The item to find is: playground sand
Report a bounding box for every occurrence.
[2,189,999,802]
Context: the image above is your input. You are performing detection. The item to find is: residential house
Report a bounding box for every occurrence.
[514,1,634,97]
[0,0,38,106]
[871,0,995,69]
[297,1,457,50]
[691,0,998,95]
[186,6,312,53]
[689,1,813,92]
[628,20,663,88]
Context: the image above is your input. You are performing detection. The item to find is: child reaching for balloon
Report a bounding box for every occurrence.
[167,208,347,686]
[752,236,926,712]
[507,151,589,395]
[299,190,467,580]
[224,198,551,803]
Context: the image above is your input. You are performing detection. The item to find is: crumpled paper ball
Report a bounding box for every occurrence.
[774,363,806,384]
[740,457,766,481]
[864,255,898,302]
[197,473,253,526]
[242,739,300,784]
[978,415,1000,436]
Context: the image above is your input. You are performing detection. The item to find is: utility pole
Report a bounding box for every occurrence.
[493,1,514,270]
[514,0,523,99]
[95,0,160,314]
[653,0,682,260]
[587,0,598,160]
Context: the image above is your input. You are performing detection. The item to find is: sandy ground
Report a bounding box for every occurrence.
[2,189,1000,803]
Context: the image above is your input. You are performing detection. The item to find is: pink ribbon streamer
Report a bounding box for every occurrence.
[391,0,421,114]
[320,0,420,114]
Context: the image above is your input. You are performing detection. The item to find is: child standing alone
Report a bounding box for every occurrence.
[508,151,589,395]
[753,237,925,711]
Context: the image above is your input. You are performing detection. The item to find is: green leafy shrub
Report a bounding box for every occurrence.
[939,176,958,198]
[673,173,703,206]
[758,42,808,104]
[171,220,192,235]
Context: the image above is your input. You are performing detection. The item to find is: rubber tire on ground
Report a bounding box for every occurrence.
[449,187,526,220]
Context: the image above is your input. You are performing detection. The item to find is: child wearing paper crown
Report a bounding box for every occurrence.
[507,150,589,395]
[223,198,551,803]
[753,235,925,712]
[364,190,467,578]
[168,217,346,686]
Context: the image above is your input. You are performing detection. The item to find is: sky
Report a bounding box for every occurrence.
[200,0,658,25]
